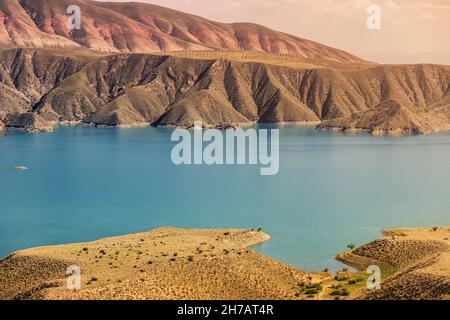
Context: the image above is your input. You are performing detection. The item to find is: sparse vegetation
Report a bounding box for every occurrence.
[330,288,350,297]
[334,274,349,282]
[347,277,363,285]
[298,282,323,297]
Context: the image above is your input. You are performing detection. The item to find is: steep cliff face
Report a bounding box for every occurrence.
[0,48,449,134]
[0,0,362,63]
[0,48,87,113]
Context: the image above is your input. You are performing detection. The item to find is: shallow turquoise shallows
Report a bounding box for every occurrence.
[1,125,450,271]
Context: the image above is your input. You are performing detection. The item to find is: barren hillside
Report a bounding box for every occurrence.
[337,227,450,300]
[0,48,449,134]
[0,0,362,62]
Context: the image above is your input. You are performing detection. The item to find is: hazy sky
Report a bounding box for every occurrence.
[99,0,450,64]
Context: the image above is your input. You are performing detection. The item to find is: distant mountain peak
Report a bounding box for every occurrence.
[0,0,364,63]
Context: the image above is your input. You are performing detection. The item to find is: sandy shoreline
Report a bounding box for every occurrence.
[1,226,449,300]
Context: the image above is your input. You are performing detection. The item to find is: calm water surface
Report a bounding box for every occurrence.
[1,126,450,271]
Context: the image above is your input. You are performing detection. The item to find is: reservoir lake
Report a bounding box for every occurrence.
[1,125,450,271]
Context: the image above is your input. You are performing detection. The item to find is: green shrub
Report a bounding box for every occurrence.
[334,274,349,281]
[330,288,350,297]
[305,289,319,295]
[347,278,363,285]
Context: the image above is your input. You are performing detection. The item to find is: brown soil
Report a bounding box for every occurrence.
[0,228,311,300]
[2,227,449,300]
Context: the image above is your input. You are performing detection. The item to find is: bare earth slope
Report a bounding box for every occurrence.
[0,48,449,134]
[1,226,449,300]
[0,0,362,63]
[0,228,310,300]
[337,227,450,300]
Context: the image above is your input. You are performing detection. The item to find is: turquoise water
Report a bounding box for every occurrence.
[1,126,450,271]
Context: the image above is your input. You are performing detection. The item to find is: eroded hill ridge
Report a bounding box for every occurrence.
[0,0,362,62]
[0,0,449,135]
[0,48,449,135]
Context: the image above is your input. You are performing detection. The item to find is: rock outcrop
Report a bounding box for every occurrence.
[0,48,449,135]
[5,112,53,132]
[317,99,450,135]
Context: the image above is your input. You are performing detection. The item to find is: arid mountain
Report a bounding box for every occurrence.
[0,1,449,135]
[0,0,362,63]
[0,48,449,134]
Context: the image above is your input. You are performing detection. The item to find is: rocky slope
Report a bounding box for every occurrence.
[0,48,449,134]
[1,0,448,135]
[0,0,362,63]
[4,112,53,132]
